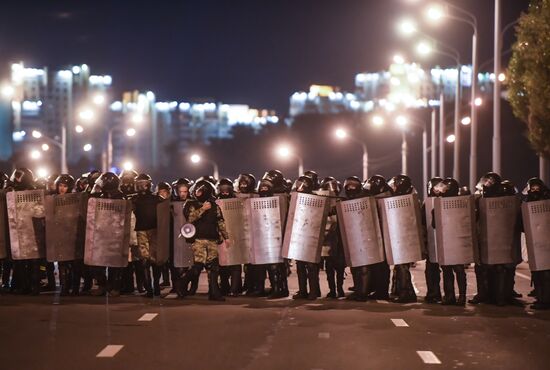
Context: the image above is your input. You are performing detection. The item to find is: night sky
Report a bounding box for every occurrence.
[0,0,529,114]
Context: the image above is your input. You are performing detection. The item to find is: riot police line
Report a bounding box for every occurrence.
[0,168,549,310]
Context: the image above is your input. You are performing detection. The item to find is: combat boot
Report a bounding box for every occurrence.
[207,260,225,301]
[293,262,309,299]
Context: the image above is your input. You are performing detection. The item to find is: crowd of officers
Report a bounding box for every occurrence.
[0,167,549,310]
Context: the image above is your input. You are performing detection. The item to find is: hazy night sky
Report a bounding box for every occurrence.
[0,0,529,114]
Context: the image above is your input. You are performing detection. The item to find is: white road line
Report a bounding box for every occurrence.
[516,272,530,281]
[318,332,330,339]
[96,345,124,358]
[417,351,441,364]
[391,319,409,327]
[376,300,390,304]
[138,313,158,321]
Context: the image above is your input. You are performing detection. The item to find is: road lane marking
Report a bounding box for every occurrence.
[96,345,124,358]
[376,300,390,304]
[318,332,330,339]
[417,351,441,364]
[138,313,158,321]
[516,272,530,280]
[391,319,409,327]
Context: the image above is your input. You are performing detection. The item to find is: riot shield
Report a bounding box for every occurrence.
[434,195,477,265]
[171,201,194,268]
[378,194,423,265]
[217,198,250,266]
[336,196,384,267]
[84,198,131,268]
[479,196,522,265]
[282,193,330,263]
[246,196,284,264]
[522,200,550,271]
[0,190,9,259]
[45,192,88,262]
[7,190,46,260]
[153,199,171,265]
[424,197,438,264]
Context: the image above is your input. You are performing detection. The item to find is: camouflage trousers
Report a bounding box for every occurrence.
[192,239,219,265]
[136,229,159,264]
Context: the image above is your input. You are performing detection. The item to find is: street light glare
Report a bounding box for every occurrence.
[75,125,84,133]
[131,113,144,124]
[30,150,41,160]
[446,134,456,143]
[474,97,483,106]
[126,128,137,137]
[416,42,432,56]
[461,117,471,126]
[276,145,292,158]
[393,54,405,64]
[122,161,134,171]
[334,128,348,140]
[41,143,49,151]
[190,154,201,164]
[426,5,444,22]
[396,115,408,128]
[1,85,14,98]
[37,167,48,179]
[83,143,92,152]
[93,94,106,105]
[79,108,95,122]
[498,73,506,82]
[397,18,417,36]
[32,130,42,139]
[372,115,385,127]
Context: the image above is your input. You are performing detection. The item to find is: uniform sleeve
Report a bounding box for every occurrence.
[187,203,206,223]
[216,206,229,240]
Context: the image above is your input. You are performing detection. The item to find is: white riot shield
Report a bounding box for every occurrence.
[155,199,171,265]
[7,190,46,260]
[84,198,131,267]
[171,201,194,268]
[282,193,330,263]
[434,195,477,265]
[522,200,550,271]
[378,194,423,265]
[424,197,438,263]
[217,198,250,266]
[336,197,385,267]
[246,196,285,264]
[0,190,9,259]
[479,196,522,265]
[45,192,88,262]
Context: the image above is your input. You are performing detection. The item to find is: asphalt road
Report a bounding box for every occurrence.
[1,262,549,370]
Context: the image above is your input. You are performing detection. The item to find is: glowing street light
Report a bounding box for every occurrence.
[75,125,84,133]
[393,54,405,64]
[30,150,41,160]
[398,18,417,36]
[334,128,348,140]
[474,97,483,106]
[92,93,106,106]
[446,134,456,143]
[190,153,219,179]
[275,144,303,176]
[334,128,368,179]
[426,5,445,22]
[36,167,48,179]
[131,113,143,124]
[372,115,385,127]
[122,161,134,171]
[1,85,14,99]
[126,128,136,137]
[83,143,92,152]
[190,154,201,164]
[32,130,42,139]
[497,73,506,82]
[416,41,432,56]
[78,108,95,122]
[461,117,471,126]
[41,143,49,151]
[395,115,409,129]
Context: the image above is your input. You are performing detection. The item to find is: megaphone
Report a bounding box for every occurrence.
[179,223,196,239]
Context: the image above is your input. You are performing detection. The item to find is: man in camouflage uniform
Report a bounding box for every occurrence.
[179,179,229,301]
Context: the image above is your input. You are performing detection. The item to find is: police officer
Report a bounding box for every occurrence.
[423,177,443,304]
[523,178,550,310]
[291,175,321,300]
[387,175,418,303]
[178,180,229,301]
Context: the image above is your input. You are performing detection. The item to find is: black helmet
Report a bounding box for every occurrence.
[217,178,235,199]
[196,175,217,186]
[95,172,120,193]
[523,177,549,201]
[283,178,293,193]
[427,177,444,197]
[75,175,88,193]
[156,181,171,192]
[292,175,314,194]
[388,174,413,196]
[10,168,34,190]
[476,172,502,197]
[459,186,471,196]
[501,180,517,196]
[258,179,275,197]
[434,178,460,197]
[86,170,102,193]
[119,169,138,195]
[191,179,216,202]
[262,170,285,193]
[236,174,256,194]
[303,170,320,190]
[343,176,363,199]
[35,178,47,190]
[0,172,9,189]
[47,174,59,191]
[54,174,75,194]
[320,176,342,195]
[172,178,193,199]
[363,174,391,196]
[135,173,153,194]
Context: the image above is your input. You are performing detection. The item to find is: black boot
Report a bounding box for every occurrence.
[229,265,242,296]
[143,262,154,298]
[91,266,107,296]
[219,266,231,296]
[306,263,320,300]
[280,263,289,297]
[441,266,456,305]
[45,261,56,291]
[336,267,345,298]
[424,261,442,303]
[152,264,162,296]
[469,264,489,304]
[121,263,135,294]
[207,260,225,301]
[71,260,83,296]
[178,264,203,299]
[494,265,508,306]
[58,262,70,296]
[134,261,145,293]
[108,267,122,297]
[267,264,283,299]
[160,264,170,287]
[354,266,370,302]
[394,264,416,303]
[325,258,336,298]
[293,261,308,299]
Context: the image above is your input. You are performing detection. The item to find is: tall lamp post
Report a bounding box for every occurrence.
[275,145,303,177]
[334,128,369,180]
[190,153,220,180]
[31,129,68,173]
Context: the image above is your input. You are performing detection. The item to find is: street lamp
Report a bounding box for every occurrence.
[78,108,95,122]
[395,116,409,176]
[41,143,49,151]
[30,150,41,160]
[92,93,106,106]
[446,134,456,143]
[36,167,49,179]
[83,143,92,152]
[334,128,369,180]
[1,85,14,99]
[126,128,136,137]
[122,161,134,172]
[32,130,42,139]
[461,117,471,126]
[75,125,84,133]
[29,130,67,173]
[131,113,143,124]
[393,54,406,64]
[275,144,304,177]
[372,115,385,127]
[190,153,219,180]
